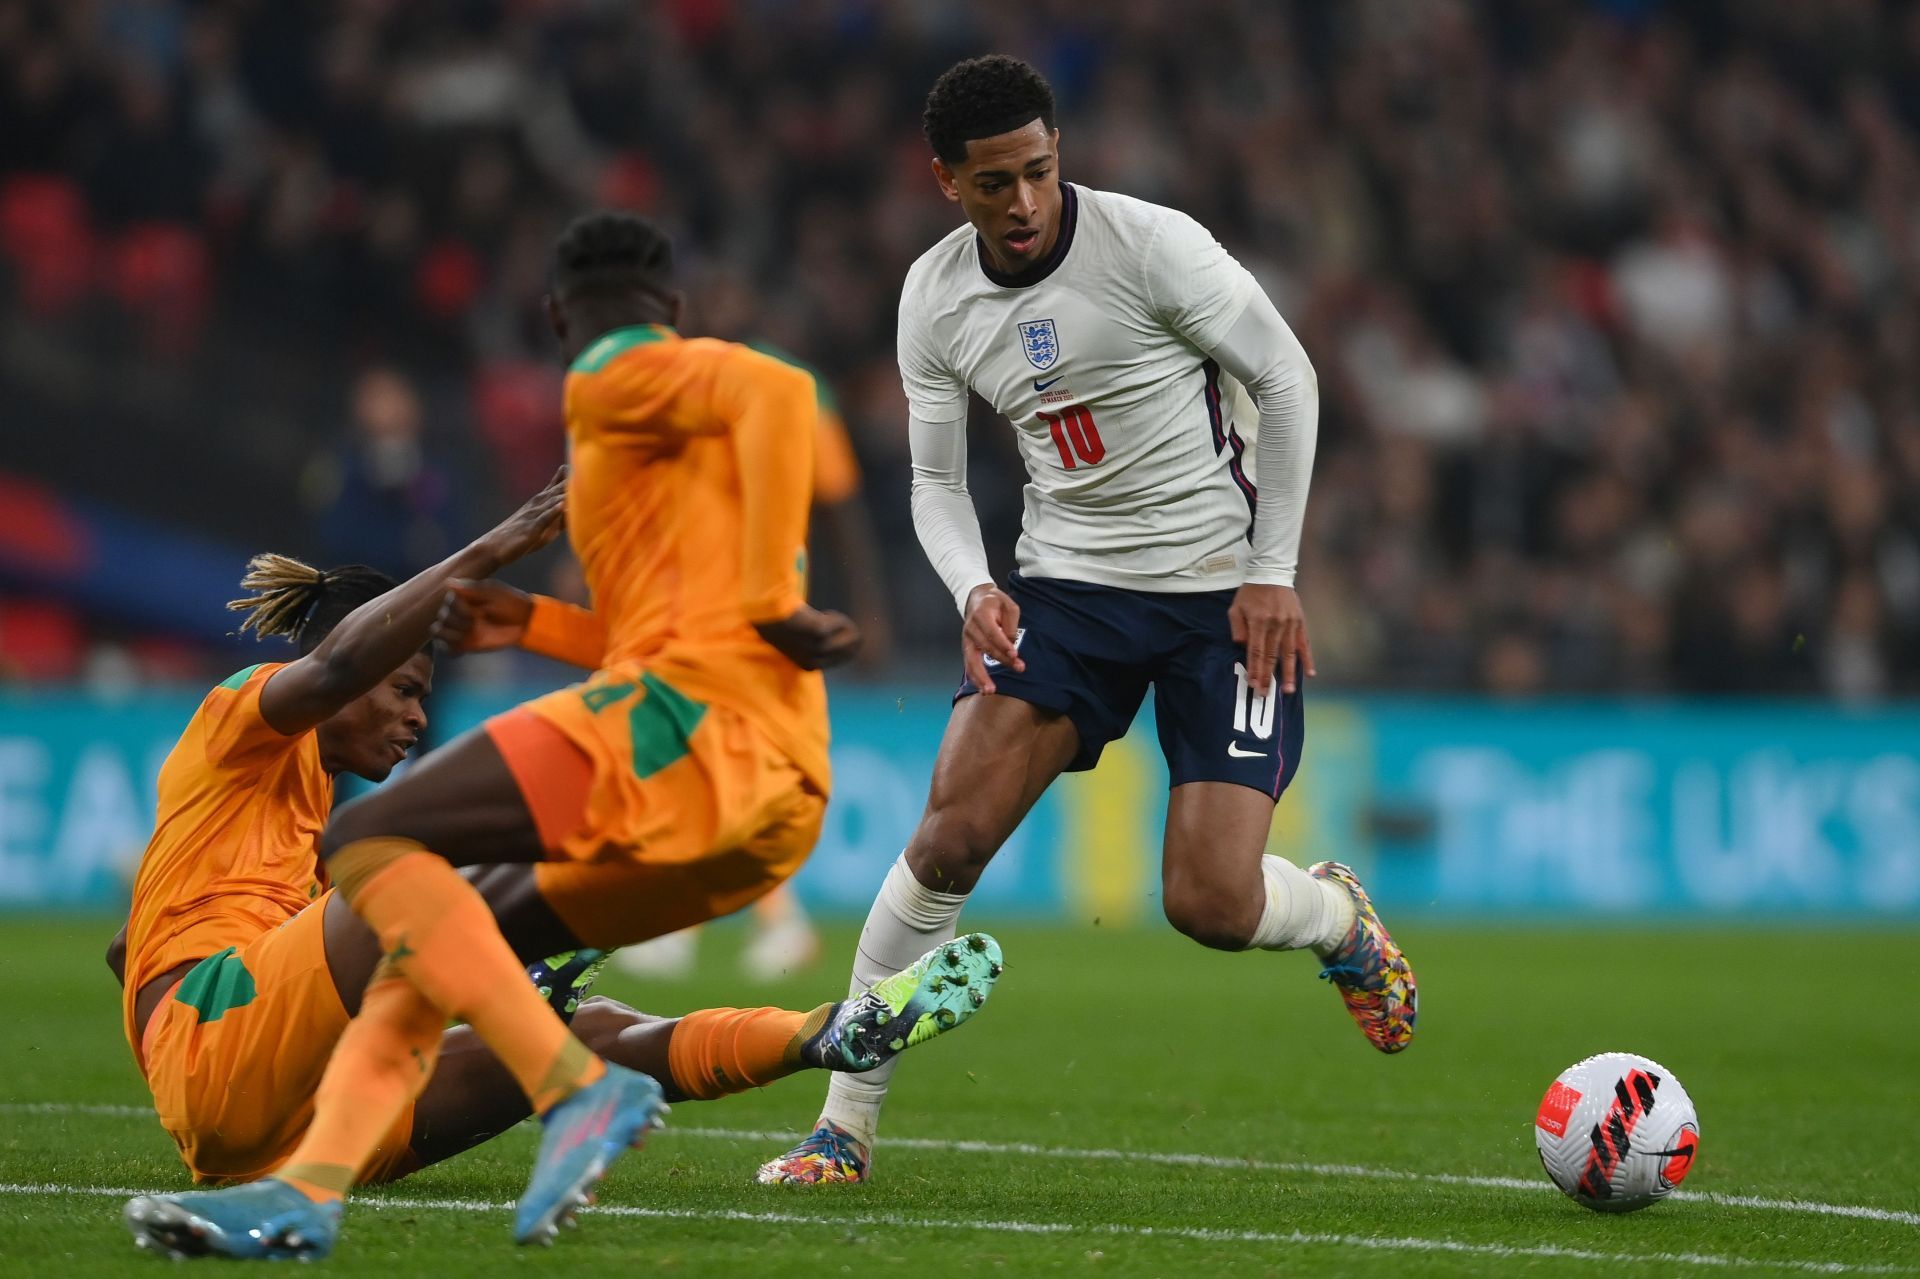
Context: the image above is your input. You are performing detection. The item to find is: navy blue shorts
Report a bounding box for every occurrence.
[955,573,1305,795]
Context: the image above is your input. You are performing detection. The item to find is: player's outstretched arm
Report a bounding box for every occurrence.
[255,468,568,735]
[438,581,606,669]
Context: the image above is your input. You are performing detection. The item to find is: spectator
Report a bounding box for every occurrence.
[304,366,455,577]
[0,0,1914,698]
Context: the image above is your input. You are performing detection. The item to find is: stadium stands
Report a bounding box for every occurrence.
[1,0,1915,695]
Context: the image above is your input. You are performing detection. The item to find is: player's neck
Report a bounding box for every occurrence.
[566,307,675,362]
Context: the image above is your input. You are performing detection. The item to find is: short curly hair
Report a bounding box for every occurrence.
[923,55,1056,165]
[551,210,674,300]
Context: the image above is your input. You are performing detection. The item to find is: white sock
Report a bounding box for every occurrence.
[1247,855,1354,955]
[817,853,968,1149]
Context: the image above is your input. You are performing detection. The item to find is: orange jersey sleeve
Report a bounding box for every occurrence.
[520,594,606,669]
[745,341,861,504]
[201,662,303,767]
[121,663,335,1052]
[813,408,862,505]
[712,347,817,623]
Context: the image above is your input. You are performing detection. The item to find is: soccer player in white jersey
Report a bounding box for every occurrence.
[759,55,1418,1186]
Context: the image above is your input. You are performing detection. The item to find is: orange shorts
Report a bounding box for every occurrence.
[139,896,419,1186]
[487,668,826,949]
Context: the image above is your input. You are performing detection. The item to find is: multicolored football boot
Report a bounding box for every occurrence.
[515,1063,667,1246]
[755,1118,871,1186]
[123,1178,341,1261]
[527,948,609,1022]
[757,932,1005,1185]
[1309,860,1417,1053]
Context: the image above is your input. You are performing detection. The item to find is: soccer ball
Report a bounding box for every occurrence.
[1534,1052,1700,1213]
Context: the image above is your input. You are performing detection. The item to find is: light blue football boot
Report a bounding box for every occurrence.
[124,1178,342,1260]
[514,1063,668,1245]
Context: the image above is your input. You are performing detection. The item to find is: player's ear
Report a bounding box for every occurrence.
[931,155,960,203]
[667,290,686,329]
[545,294,566,343]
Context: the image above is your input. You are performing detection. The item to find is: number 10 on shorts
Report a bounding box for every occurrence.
[1232,661,1277,740]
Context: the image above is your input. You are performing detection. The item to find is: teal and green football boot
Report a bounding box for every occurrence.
[758,932,1003,1185]
[806,931,1004,1073]
[527,948,610,1022]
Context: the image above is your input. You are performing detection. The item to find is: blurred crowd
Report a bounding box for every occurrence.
[2,0,1918,698]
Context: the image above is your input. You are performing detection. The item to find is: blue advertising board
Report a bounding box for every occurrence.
[2,684,1916,919]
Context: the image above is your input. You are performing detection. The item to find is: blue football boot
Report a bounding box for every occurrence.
[514,1063,667,1245]
[124,1178,341,1260]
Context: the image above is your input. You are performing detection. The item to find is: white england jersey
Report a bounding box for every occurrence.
[900,183,1308,602]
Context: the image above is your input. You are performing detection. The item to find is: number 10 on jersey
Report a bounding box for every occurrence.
[1040,404,1105,469]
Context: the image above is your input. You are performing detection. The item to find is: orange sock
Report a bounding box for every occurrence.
[280,971,443,1204]
[665,1005,832,1101]
[332,837,605,1115]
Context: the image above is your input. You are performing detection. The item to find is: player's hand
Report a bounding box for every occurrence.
[756,606,863,670]
[962,582,1024,695]
[1229,583,1315,697]
[437,580,534,654]
[478,466,568,567]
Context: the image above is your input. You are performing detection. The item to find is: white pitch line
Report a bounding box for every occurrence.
[0,1183,1909,1276]
[8,1104,1918,1230]
[661,1125,1920,1229]
[1,1102,149,1117]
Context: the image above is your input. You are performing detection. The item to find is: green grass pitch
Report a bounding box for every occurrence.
[1,916,1916,1276]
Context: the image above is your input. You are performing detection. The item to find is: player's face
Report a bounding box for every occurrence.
[934,119,1062,274]
[318,652,432,782]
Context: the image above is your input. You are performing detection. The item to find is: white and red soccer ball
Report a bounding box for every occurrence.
[1535,1052,1700,1213]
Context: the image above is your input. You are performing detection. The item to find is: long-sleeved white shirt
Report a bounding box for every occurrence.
[902,183,1319,612]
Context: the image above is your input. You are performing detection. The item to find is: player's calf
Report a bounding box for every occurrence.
[1161,874,1262,951]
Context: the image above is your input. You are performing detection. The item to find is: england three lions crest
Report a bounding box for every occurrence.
[1018,318,1060,371]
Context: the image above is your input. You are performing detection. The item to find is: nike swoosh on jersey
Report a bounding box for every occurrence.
[1032,375,1064,392]
[1226,742,1267,758]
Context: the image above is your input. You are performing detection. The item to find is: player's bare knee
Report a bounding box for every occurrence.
[905,809,1001,890]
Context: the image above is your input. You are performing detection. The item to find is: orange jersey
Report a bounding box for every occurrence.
[748,341,863,504]
[812,406,862,506]
[121,662,332,1053]
[558,324,829,789]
